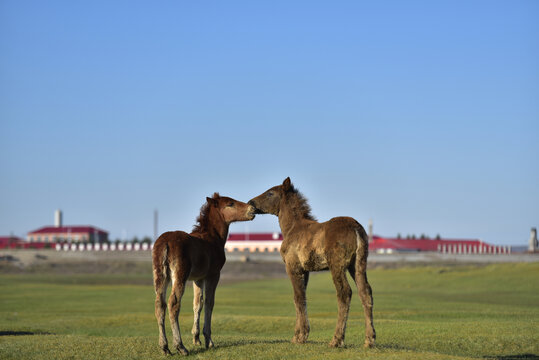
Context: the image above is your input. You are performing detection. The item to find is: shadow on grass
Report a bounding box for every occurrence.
[483,355,539,360]
[375,343,411,351]
[183,339,414,356]
[184,339,289,355]
[0,330,53,336]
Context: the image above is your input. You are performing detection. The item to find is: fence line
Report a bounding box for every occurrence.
[437,244,511,255]
[52,241,512,255]
[56,242,152,251]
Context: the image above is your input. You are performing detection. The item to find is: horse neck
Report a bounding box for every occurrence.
[192,209,229,247]
[206,209,230,245]
[278,198,308,236]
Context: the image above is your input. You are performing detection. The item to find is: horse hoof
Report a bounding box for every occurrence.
[205,339,214,349]
[176,345,189,356]
[161,346,172,355]
[329,338,344,348]
[364,338,375,348]
[291,336,307,344]
[193,337,202,346]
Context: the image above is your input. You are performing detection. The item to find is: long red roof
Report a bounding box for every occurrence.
[0,236,24,244]
[369,235,487,251]
[28,226,108,235]
[228,233,283,241]
[228,233,491,252]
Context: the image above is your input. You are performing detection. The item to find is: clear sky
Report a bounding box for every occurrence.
[1,1,538,245]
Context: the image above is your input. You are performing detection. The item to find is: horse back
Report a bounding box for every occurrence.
[323,216,367,248]
[281,217,365,272]
[152,231,224,281]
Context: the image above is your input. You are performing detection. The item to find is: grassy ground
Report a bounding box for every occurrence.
[1,263,538,359]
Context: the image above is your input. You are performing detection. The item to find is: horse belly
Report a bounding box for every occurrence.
[187,251,212,281]
[299,248,329,272]
[188,269,208,281]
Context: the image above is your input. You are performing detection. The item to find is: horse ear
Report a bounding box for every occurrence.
[283,177,292,191]
[212,192,220,199]
[206,197,216,205]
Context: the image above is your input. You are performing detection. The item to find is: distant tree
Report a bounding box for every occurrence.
[132,236,140,244]
[142,236,152,244]
[435,234,441,240]
[420,234,426,239]
[397,233,401,239]
[412,234,416,239]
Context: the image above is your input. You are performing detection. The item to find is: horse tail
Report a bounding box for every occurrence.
[152,237,170,293]
[354,224,369,278]
[354,223,376,345]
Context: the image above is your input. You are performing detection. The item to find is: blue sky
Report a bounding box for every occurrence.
[1,0,538,245]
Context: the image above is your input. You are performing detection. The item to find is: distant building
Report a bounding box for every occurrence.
[369,235,493,253]
[225,232,498,254]
[27,209,109,243]
[529,228,537,252]
[0,236,25,249]
[27,226,108,243]
[228,232,283,241]
[226,232,282,252]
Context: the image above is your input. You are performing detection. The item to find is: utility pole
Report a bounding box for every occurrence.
[154,209,158,242]
[368,218,373,244]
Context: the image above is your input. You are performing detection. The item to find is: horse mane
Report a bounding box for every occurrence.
[286,186,317,221]
[192,192,220,234]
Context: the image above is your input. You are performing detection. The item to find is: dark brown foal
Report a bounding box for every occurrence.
[152,193,255,355]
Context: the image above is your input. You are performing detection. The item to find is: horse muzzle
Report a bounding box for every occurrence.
[248,200,265,214]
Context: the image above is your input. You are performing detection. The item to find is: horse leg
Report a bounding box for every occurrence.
[203,274,220,349]
[304,271,310,288]
[191,280,204,345]
[286,265,310,344]
[329,266,352,348]
[154,269,171,355]
[168,270,188,355]
[354,251,376,348]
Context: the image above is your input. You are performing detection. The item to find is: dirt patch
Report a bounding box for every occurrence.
[0,254,288,285]
[1,250,498,282]
[0,259,152,275]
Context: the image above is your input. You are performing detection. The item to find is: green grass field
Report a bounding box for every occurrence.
[1,263,538,359]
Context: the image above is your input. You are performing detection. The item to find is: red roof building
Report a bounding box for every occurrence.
[369,235,494,253]
[228,232,283,241]
[27,226,108,243]
[226,233,498,254]
[0,236,25,249]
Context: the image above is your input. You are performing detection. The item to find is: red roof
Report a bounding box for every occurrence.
[0,236,24,245]
[228,232,283,241]
[369,235,488,252]
[0,236,25,249]
[227,233,488,252]
[28,226,108,235]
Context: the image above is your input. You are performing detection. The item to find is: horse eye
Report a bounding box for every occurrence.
[267,192,273,197]
[228,202,234,207]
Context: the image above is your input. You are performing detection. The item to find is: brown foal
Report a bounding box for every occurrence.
[152,193,255,355]
[249,178,375,348]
